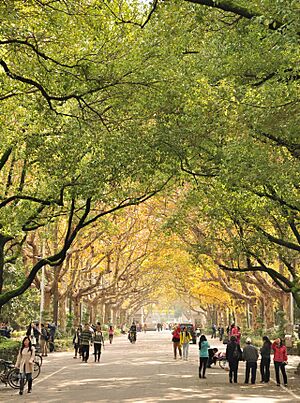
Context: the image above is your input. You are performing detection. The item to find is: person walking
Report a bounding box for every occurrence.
[80,323,93,363]
[272,338,288,387]
[226,335,242,384]
[198,335,210,379]
[218,326,224,341]
[40,323,49,357]
[15,336,35,395]
[180,326,192,361]
[260,336,271,383]
[73,326,82,358]
[93,326,104,362]
[171,324,182,359]
[243,337,259,384]
[211,324,217,339]
[108,325,114,344]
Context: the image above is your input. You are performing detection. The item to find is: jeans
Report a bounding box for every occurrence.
[199,357,208,377]
[182,343,189,360]
[20,372,32,393]
[245,362,257,384]
[274,361,287,385]
[260,357,270,382]
[81,344,90,362]
[229,359,239,383]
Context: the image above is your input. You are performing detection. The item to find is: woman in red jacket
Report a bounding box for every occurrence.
[272,338,288,386]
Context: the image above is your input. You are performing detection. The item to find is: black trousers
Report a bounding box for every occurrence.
[199,357,208,377]
[260,357,270,382]
[274,361,287,385]
[81,345,90,362]
[245,362,257,384]
[94,343,102,361]
[229,359,239,383]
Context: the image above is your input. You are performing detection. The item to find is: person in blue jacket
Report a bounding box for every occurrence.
[199,335,210,379]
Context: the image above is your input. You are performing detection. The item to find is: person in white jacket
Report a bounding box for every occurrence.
[15,336,35,395]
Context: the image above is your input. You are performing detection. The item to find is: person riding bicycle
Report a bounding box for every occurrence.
[129,322,137,342]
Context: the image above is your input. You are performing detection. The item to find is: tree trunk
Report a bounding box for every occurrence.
[0,235,6,295]
[73,297,81,327]
[251,299,260,330]
[52,280,59,325]
[264,297,275,329]
[58,296,67,331]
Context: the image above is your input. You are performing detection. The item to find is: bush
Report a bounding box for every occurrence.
[0,337,21,361]
[53,337,73,351]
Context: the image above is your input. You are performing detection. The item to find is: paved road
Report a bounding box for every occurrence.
[1,331,300,402]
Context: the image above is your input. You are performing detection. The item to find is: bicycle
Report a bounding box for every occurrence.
[0,359,15,387]
[34,353,43,367]
[7,361,41,389]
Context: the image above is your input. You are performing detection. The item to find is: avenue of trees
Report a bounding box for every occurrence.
[0,0,299,328]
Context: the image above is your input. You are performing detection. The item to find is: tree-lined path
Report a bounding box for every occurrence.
[1,332,300,402]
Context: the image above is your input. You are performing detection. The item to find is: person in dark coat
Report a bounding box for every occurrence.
[226,335,242,383]
[260,336,272,383]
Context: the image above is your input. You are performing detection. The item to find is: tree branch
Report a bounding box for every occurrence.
[185,0,284,31]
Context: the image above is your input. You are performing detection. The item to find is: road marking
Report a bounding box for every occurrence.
[270,377,300,401]
[34,366,66,385]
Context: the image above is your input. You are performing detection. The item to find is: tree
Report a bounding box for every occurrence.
[0,0,177,309]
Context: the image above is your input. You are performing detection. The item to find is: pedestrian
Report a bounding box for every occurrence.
[171,324,182,359]
[180,326,192,361]
[80,323,93,363]
[218,326,224,341]
[143,323,147,333]
[26,322,40,346]
[15,336,35,395]
[229,323,238,338]
[93,325,104,362]
[73,326,82,358]
[40,323,49,357]
[211,324,217,339]
[272,338,288,387]
[47,323,56,341]
[207,347,218,368]
[199,335,210,378]
[243,337,259,384]
[108,325,114,344]
[260,336,271,383]
[226,335,242,384]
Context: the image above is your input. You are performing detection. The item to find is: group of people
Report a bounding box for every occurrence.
[211,323,241,342]
[0,321,12,338]
[171,324,193,360]
[26,322,56,356]
[225,334,288,387]
[73,323,114,363]
[172,322,289,387]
